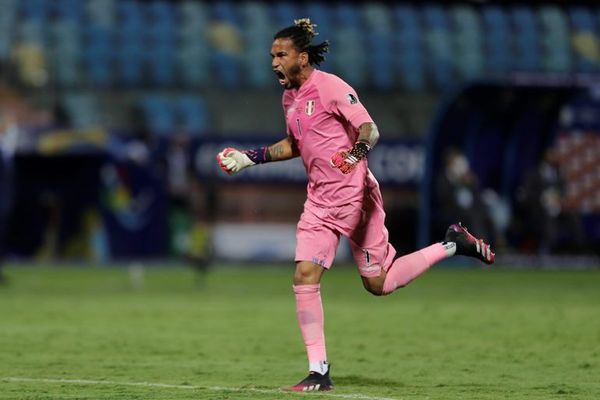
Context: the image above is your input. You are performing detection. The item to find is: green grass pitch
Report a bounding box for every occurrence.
[0,264,599,399]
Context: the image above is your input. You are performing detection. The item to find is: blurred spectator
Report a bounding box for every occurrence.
[160,133,212,272]
[435,148,497,246]
[12,42,48,88]
[0,84,55,275]
[0,114,16,283]
[515,148,585,254]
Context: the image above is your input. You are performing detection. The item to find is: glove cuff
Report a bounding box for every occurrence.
[349,140,371,161]
[243,146,269,164]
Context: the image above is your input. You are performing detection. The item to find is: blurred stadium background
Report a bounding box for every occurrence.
[0,0,598,269]
[1,1,600,399]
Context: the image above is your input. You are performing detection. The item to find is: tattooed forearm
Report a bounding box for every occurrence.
[357,122,380,148]
[267,143,285,161]
[266,136,299,161]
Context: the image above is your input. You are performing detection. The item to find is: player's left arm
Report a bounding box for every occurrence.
[331,121,379,174]
[324,80,380,174]
[356,121,380,149]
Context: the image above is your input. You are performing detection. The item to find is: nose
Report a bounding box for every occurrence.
[271,57,278,69]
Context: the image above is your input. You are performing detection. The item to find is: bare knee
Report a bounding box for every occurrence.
[294,261,325,285]
[361,276,386,296]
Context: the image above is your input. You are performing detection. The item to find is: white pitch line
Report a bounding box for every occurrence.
[1,376,399,400]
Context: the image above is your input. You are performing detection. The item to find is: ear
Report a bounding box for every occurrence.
[299,51,309,67]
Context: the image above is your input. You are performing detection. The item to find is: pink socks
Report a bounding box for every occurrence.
[382,242,455,294]
[294,284,327,371]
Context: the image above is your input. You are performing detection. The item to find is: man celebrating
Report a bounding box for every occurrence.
[217,18,494,392]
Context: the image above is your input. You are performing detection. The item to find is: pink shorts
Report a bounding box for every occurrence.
[295,184,397,277]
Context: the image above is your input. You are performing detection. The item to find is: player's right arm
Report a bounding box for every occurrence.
[216,135,299,176]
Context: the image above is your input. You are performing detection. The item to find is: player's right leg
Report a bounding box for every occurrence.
[349,182,494,296]
[286,201,341,391]
[444,222,495,264]
[286,261,332,391]
[376,223,494,295]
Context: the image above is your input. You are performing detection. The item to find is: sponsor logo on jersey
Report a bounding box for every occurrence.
[305,100,315,116]
[347,93,358,104]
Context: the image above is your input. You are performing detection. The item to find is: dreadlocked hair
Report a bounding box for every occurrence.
[274,17,329,66]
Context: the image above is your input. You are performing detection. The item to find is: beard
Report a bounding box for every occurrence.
[285,63,302,89]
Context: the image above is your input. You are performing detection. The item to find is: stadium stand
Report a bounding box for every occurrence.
[394,4,426,91]
[482,6,511,76]
[2,1,600,91]
[538,5,571,73]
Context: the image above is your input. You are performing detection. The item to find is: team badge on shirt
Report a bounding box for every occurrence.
[347,93,358,104]
[305,100,315,116]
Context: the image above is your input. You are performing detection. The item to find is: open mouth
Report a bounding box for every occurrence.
[273,70,286,85]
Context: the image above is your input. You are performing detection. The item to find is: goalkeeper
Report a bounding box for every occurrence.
[217,18,495,392]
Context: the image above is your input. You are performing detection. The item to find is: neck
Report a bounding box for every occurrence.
[297,66,314,87]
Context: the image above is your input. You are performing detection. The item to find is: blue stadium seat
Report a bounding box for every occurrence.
[393,5,426,90]
[177,45,210,87]
[140,95,176,137]
[331,4,365,86]
[509,6,540,72]
[176,96,209,136]
[49,21,81,86]
[178,1,208,42]
[117,0,145,25]
[86,0,115,28]
[362,3,392,34]
[240,1,272,85]
[17,19,46,45]
[114,33,145,87]
[241,1,270,26]
[82,26,113,86]
[55,56,81,87]
[482,6,511,75]
[394,4,420,40]
[148,1,175,24]
[147,45,176,87]
[272,3,298,29]
[52,0,83,23]
[423,5,454,89]
[423,5,450,30]
[19,0,50,21]
[333,4,361,26]
[211,53,241,88]
[179,1,208,26]
[568,7,600,72]
[569,6,596,30]
[451,6,484,80]
[51,21,80,52]
[366,32,394,89]
[243,38,272,88]
[211,1,240,25]
[332,30,367,87]
[538,6,571,72]
[63,94,100,128]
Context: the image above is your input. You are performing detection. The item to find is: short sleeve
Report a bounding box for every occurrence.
[321,78,373,130]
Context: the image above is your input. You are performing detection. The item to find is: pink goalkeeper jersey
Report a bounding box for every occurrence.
[283,70,376,207]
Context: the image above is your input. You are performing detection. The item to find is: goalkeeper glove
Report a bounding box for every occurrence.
[216,147,256,175]
[330,140,371,174]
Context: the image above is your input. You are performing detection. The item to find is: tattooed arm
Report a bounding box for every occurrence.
[216,135,299,175]
[266,135,300,161]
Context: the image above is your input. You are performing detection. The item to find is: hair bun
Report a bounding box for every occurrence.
[294,18,318,39]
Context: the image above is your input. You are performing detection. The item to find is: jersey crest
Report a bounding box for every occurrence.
[305,100,315,116]
[347,93,358,104]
